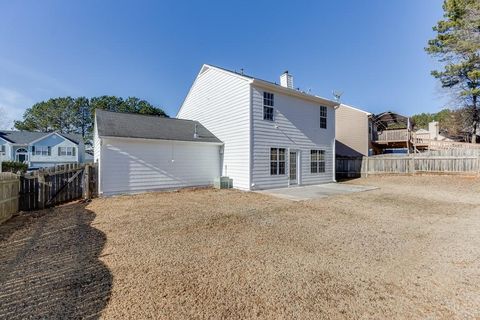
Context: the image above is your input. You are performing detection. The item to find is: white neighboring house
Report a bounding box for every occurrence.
[94,109,223,196]
[0,131,85,168]
[178,64,339,190]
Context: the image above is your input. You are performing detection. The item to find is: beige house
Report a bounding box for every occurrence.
[335,104,372,157]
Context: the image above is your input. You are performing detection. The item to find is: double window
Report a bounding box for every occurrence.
[320,106,327,129]
[58,146,76,156]
[263,92,274,121]
[33,146,51,156]
[270,148,286,175]
[311,150,325,173]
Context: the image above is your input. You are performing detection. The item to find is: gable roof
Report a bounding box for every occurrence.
[95,109,222,144]
[0,130,82,145]
[200,64,340,107]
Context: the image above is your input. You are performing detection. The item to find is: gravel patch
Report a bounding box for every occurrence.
[1,176,479,319]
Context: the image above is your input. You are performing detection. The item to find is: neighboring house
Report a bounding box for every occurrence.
[94,109,222,196]
[177,64,339,190]
[335,104,372,157]
[416,121,453,142]
[0,131,85,168]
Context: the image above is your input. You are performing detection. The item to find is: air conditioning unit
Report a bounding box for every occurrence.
[214,176,233,189]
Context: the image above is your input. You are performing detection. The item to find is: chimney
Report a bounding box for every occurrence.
[428,121,439,139]
[280,71,293,89]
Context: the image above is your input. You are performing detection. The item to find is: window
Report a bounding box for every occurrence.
[320,106,327,129]
[263,92,274,121]
[0,145,5,154]
[270,148,286,175]
[33,146,51,156]
[310,150,325,173]
[58,146,76,156]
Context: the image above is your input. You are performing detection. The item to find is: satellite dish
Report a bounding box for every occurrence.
[332,90,343,102]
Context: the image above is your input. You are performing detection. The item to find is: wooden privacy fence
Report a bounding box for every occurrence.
[336,155,480,178]
[0,173,19,224]
[19,164,97,211]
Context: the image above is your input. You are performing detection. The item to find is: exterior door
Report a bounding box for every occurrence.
[289,151,298,185]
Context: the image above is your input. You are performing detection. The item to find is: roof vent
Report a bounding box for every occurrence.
[280,71,293,89]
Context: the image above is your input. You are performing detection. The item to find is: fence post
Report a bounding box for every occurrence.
[37,171,45,209]
[83,164,90,199]
[361,156,369,178]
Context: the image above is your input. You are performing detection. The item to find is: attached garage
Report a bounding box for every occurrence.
[94,110,223,196]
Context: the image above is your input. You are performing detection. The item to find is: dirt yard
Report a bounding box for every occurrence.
[1,176,480,319]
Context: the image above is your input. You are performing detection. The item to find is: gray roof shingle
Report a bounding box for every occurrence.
[0,131,82,145]
[95,110,222,144]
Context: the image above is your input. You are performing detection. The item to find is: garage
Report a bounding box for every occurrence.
[94,110,223,196]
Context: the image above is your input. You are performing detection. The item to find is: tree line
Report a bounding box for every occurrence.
[14,96,168,148]
[426,0,479,142]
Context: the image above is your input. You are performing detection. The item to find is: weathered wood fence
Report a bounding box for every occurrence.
[19,164,97,211]
[0,173,19,224]
[336,155,480,179]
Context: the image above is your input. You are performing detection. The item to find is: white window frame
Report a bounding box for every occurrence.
[310,149,326,174]
[33,146,51,156]
[0,145,5,154]
[58,146,76,156]
[320,106,327,129]
[263,92,274,121]
[270,147,286,175]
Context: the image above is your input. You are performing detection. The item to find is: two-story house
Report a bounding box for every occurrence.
[0,131,85,169]
[178,64,339,190]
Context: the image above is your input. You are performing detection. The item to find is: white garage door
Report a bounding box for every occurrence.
[100,138,221,195]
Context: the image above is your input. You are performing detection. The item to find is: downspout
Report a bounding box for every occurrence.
[249,84,254,190]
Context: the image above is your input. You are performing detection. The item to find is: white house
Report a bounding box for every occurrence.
[178,64,339,190]
[0,131,85,168]
[94,109,223,196]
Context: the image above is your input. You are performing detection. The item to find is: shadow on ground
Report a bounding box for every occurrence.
[0,202,112,319]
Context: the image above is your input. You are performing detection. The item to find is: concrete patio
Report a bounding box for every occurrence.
[255,182,378,201]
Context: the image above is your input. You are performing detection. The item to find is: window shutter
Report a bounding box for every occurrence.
[48,146,51,156]
[58,147,61,156]
[72,147,76,156]
[31,146,35,153]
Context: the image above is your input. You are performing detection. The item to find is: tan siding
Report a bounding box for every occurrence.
[335,105,369,157]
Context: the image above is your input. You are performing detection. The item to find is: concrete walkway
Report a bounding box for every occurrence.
[255,183,378,201]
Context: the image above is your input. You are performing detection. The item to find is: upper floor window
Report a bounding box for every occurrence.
[0,145,5,154]
[58,146,76,156]
[263,92,274,121]
[270,147,286,175]
[33,146,51,156]
[311,150,326,173]
[320,106,327,129]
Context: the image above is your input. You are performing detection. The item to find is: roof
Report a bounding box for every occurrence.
[201,64,339,107]
[339,103,371,115]
[95,109,222,144]
[0,130,82,145]
[373,111,411,130]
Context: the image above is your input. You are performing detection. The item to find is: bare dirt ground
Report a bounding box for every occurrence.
[1,176,480,319]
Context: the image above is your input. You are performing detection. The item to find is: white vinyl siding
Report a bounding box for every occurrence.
[100,138,221,196]
[251,86,335,189]
[177,66,251,190]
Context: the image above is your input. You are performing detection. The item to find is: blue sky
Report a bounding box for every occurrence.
[0,0,447,129]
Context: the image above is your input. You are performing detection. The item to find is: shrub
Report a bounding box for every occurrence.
[1,161,28,173]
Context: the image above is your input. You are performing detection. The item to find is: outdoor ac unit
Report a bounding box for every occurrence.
[214,176,233,189]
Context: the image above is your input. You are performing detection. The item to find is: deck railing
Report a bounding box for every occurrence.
[375,129,409,142]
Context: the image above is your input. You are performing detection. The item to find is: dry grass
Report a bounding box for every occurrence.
[1,176,480,319]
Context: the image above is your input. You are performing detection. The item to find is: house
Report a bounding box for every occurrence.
[177,64,339,190]
[0,131,85,168]
[335,104,372,157]
[93,109,223,196]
